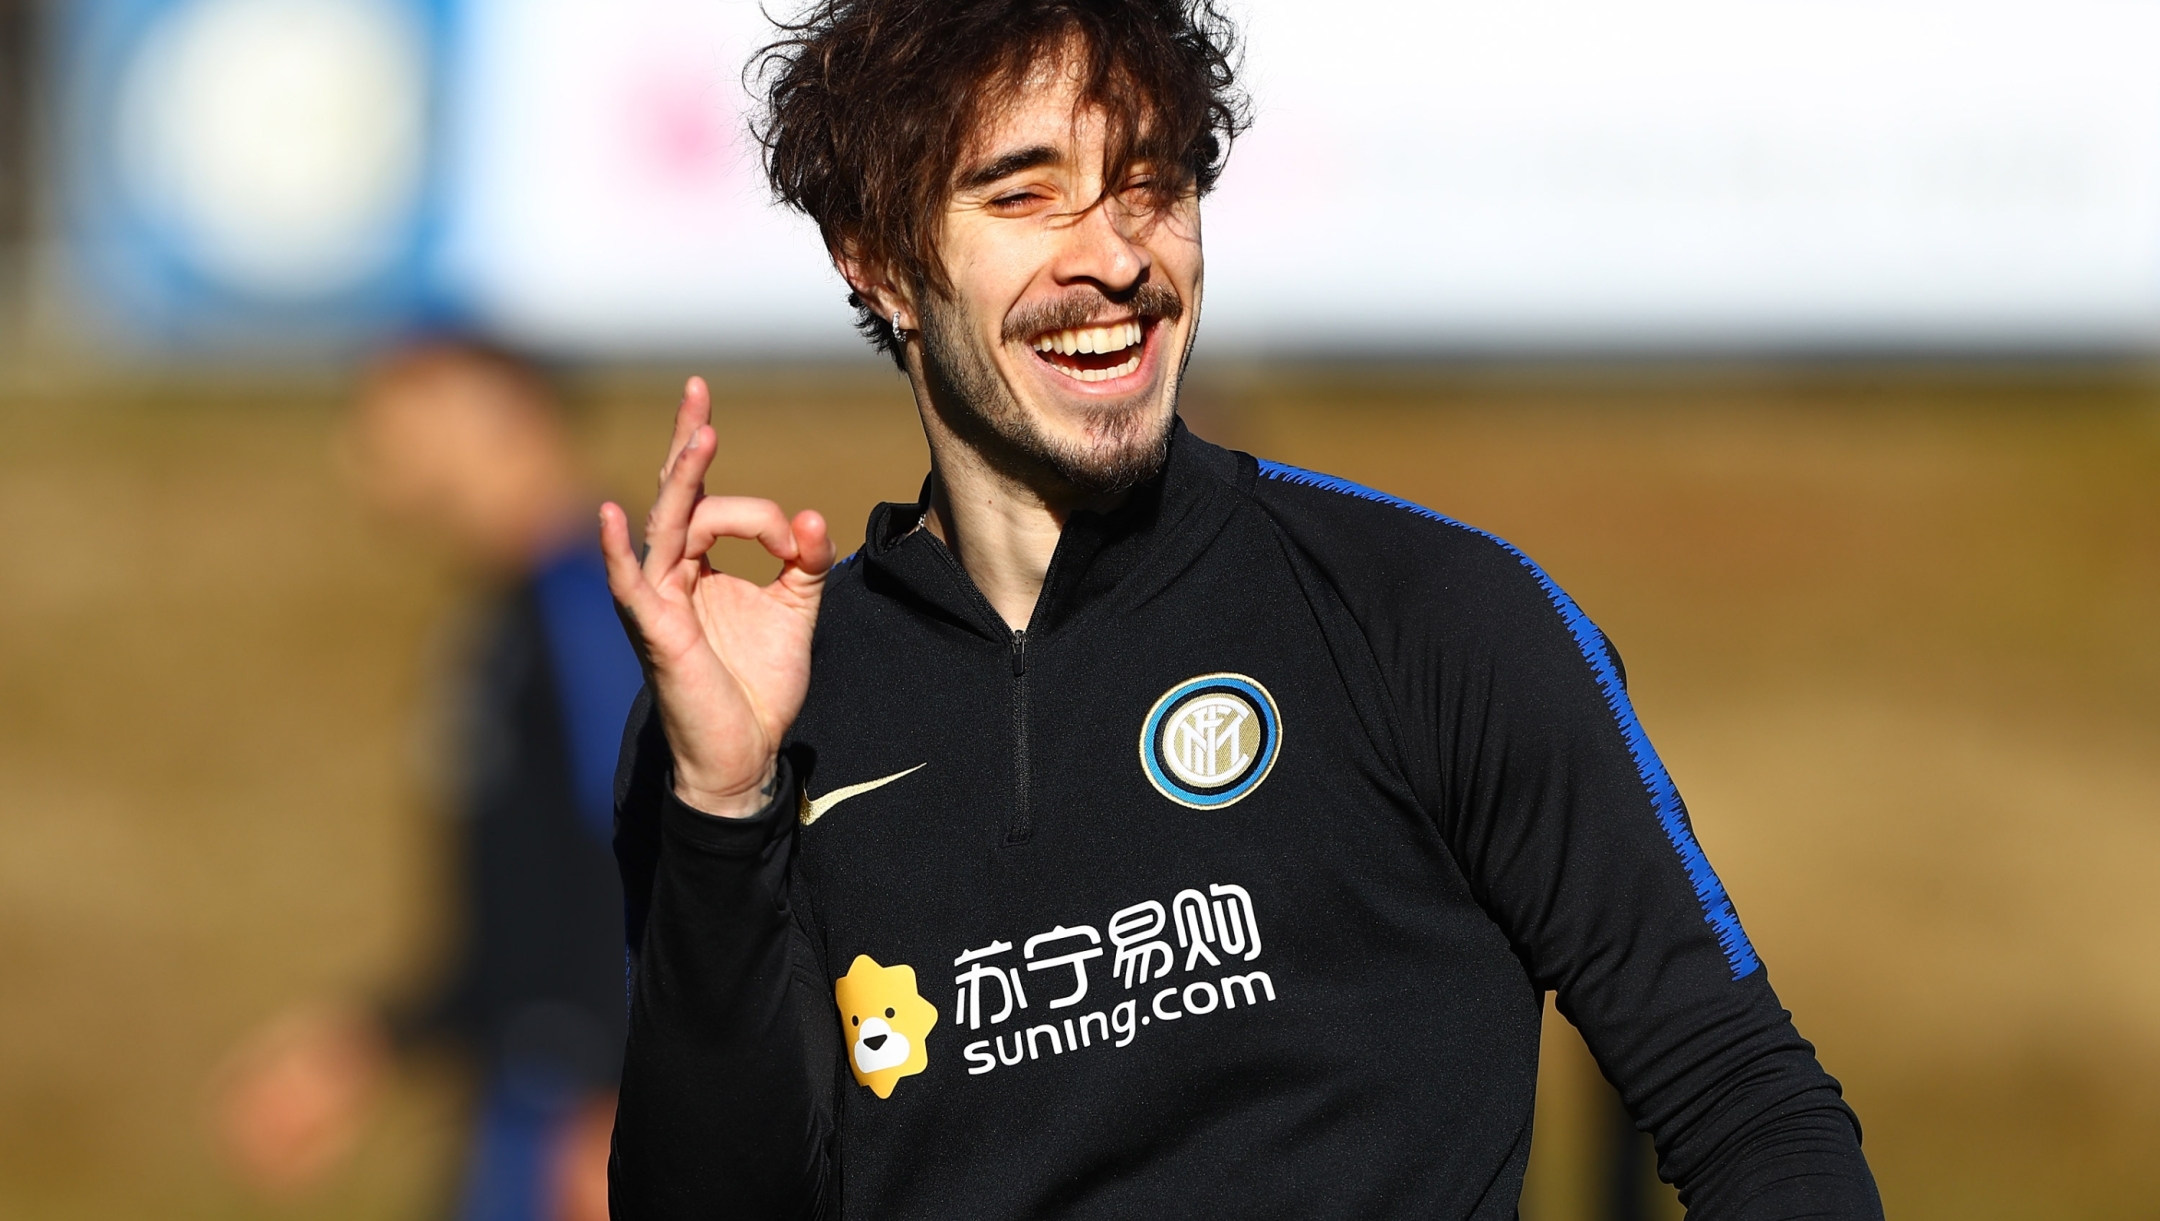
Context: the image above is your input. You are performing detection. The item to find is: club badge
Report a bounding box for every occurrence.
[1139,673,1281,809]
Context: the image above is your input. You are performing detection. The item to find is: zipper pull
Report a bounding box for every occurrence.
[1011,631,1028,676]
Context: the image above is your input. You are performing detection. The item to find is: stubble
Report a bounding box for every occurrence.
[920,283,1185,497]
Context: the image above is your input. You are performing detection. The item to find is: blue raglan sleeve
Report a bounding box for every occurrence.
[1254,465,1881,1221]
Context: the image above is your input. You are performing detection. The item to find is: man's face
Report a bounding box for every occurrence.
[347,367,565,570]
[912,60,1203,496]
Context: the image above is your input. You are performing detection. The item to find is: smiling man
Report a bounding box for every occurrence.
[599,1,1882,1218]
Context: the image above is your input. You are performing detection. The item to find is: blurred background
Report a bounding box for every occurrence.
[1,1,2156,1219]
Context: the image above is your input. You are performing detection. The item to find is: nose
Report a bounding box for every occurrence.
[1050,197,1151,296]
[862,1033,887,1051]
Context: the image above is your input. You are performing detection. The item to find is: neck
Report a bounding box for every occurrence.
[921,435,1108,634]
[909,380,1132,634]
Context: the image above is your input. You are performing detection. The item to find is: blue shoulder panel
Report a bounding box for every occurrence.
[1256,460,1762,980]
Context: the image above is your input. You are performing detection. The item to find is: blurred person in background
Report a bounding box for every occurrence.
[215,343,640,1221]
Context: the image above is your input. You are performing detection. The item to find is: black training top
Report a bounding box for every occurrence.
[609,423,1881,1220]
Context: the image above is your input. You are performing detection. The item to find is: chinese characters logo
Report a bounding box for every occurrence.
[951,881,1277,1079]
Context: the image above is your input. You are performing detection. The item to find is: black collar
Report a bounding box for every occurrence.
[858,418,1249,644]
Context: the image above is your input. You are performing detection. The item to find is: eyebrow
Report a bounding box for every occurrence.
[955,144,1063,193]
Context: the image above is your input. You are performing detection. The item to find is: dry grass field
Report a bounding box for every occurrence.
[1,362,2155,1220]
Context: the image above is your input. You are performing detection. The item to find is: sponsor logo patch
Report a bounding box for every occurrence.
[834,955,938,1098]
[953,880,1278,1080]
[1139,673,1281,809]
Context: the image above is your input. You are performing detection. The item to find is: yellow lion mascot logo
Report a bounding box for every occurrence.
[832,955,938,1098]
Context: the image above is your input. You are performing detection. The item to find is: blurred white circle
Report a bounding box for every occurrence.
[116,0,428,298]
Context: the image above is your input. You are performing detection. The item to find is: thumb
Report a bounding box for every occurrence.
[793,510,836,574]
[773,510,836,600]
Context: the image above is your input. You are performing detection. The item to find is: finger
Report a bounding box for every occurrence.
[642,423,715,578]
[683,495,796,562]
[598,503,647,605]
[657,377,711,486]
[600,504,662,670]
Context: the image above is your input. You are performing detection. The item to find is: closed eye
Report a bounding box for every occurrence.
[1119,176,1166,213]
[988,189,1048,213]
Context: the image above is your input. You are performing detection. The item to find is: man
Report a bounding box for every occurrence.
[219,344,635,1221]
[602,1,1882,1217]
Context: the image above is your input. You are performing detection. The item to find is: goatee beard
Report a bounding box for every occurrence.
[1031,401,1171,496]
[920,286,1182,497]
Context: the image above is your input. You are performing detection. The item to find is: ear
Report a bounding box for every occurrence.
[833,245,916,331]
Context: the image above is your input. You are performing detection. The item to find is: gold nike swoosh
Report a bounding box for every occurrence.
[800,764,927,827]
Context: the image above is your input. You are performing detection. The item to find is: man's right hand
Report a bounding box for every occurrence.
[600,377,835,818]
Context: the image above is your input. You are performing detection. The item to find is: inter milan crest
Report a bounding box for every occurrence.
[1139,673,1281,809]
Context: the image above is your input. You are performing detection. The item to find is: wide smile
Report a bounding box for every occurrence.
[1026,318,1155,387]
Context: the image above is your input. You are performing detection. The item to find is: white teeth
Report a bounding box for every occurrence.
[1029,320,1143,358]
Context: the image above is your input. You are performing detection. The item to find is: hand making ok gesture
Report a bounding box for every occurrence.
[599,377,835,818]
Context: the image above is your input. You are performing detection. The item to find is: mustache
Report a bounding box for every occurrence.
[1001,282,1184,345]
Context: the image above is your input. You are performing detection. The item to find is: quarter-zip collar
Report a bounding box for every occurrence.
[858,418,1248,646]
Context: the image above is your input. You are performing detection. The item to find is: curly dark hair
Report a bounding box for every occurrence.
[752,0,1247,364]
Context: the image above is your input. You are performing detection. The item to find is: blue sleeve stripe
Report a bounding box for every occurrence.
[1256,459,1762,980]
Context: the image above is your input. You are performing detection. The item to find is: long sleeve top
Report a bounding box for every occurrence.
[609,424,1882,1219]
